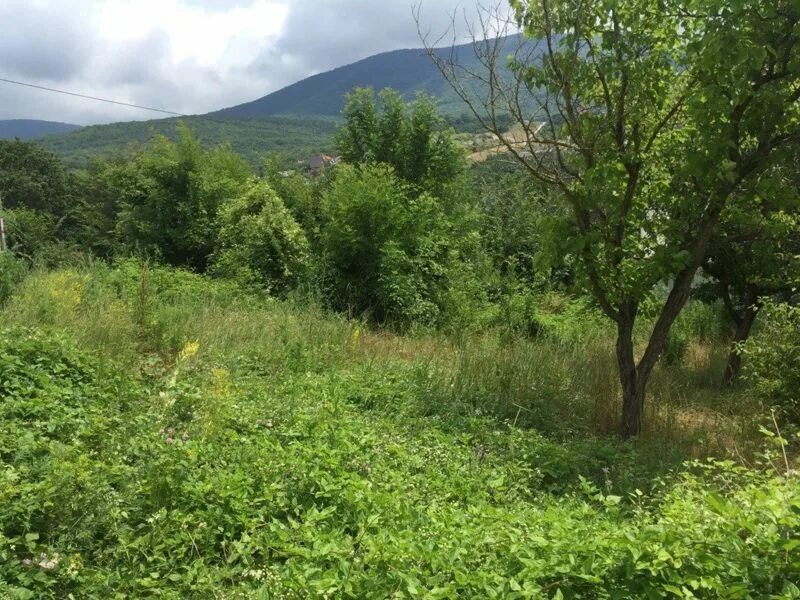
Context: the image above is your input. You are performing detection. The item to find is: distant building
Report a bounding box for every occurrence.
[307,154,340,176]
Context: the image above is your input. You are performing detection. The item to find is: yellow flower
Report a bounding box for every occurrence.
[178,340,200,362]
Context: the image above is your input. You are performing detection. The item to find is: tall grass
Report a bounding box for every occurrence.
[0,260,761,462]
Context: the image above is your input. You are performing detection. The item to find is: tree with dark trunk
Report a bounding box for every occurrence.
[418,0,800,437]
[702,153,800,386]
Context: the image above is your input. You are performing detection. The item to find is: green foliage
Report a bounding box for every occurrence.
[39,114,340,169]
[325,89,492,329]
[0,139,75,216]
[477,168,570,289]
[502,0,800,436]
[337,88,465,198]
[0,265,798,598]
[213,181,310,294]
[263,155,327,243]
[320,163,482,327]
[1,208,57,258]
[113,124,252,271]
[743,302,800,422]
[0,252,27,305]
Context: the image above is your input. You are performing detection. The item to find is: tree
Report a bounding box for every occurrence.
[702,153,800,385]
[114,124,252,271]
[0,139,75,217]
[336,88,465,199]
[422,0,800,437]
[212,181,310,294]
[320,163,475,327]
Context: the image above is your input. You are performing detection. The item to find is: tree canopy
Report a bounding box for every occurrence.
[426,0,800,436]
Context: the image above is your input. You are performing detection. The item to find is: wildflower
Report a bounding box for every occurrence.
[181,432,189,442]
[165,437,175,445]
[167,427,175,436]
[22,559,32,566]
[36,552,60,570]
[178,340,200,361]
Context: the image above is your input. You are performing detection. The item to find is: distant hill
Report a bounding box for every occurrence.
[0,119,81,140]
[38,114,340,169]
[215,35,524,119]
[37,35,531,168]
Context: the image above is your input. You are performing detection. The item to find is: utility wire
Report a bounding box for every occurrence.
[0,77,185,117]
[0,76,338,136]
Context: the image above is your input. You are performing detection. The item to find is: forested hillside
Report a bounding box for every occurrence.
[37,114,339,169]
[214,35,523,118]
[0,120,81,140]
[34,36,524,168]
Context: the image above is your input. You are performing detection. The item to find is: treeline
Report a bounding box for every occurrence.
[0,89,554,331]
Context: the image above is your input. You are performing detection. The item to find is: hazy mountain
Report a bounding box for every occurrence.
[215,35,523,119]
[37,35,529,167]
[0,119,82,140]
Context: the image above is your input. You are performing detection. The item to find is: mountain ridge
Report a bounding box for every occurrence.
[35,35,526,167]
[214,35,522,119]
[0,119,82,140]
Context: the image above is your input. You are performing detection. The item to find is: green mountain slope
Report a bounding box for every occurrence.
[215,35,523,119]
[38,114,340,169]
[37,35,526,168]
[0,119,81,140]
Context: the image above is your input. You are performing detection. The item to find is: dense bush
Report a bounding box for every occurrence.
[112,124,252,271]
[319,163,485,327]
[0,139,76,217]
[263,156,328,243]
[212,181,310,294]
[1,208,58,258]
[743,301,800,422]
[0,252,27,305]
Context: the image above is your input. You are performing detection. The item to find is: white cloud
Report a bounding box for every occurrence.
[0,0,498,125]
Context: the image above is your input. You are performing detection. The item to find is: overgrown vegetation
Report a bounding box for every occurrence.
[1,262,797,598]
[1,1,799,594]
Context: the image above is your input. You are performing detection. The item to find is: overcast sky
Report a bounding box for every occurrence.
[0,0,490,125]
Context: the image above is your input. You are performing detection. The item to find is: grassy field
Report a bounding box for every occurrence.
[1,261,798,598]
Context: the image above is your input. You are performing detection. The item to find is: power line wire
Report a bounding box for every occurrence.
[0,76,339,138]
[0,77,186,117]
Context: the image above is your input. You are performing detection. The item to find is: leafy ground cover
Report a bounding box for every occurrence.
[1,263,798,598]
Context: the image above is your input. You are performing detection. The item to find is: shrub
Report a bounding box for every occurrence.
[263,155,327,243]
[0,252,27,305]
[2,208,57,258]
[743,301,800,422]
[112,124,252,271]
[320,164,483,327]
[212,181,310,294]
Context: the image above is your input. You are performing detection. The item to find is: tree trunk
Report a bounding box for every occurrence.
[722,289,760,386]
[617,307,644,439]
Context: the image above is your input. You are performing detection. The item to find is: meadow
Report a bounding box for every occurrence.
[1,260,797,598]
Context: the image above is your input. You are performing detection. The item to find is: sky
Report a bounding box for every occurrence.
[0,0,489,125]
